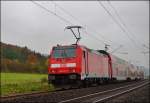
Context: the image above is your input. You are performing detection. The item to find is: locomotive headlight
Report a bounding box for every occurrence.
[66,63,76,67]
[51,64,60,68]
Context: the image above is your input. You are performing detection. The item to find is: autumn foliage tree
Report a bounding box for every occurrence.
[27,54,37,65]
[1,42,48,73]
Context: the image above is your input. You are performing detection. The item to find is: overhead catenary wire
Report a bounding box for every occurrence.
[31,0,73,25]
[49,1,110,43]
[97,1,143,50]
[83,30,106,45]
[50,1,83,26]
[111,45,123,54]
[106,1,149,68]
[107,0,149,50]
[49,1,123,50]
[31,1,107,50]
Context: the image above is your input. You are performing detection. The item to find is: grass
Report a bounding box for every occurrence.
[0,73,54,96]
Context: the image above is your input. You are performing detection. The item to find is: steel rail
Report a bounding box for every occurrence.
[93,82,149,103]
[59,80,149,103]
[1,80,148,102]
[0,88,65,101]
[1,84,101,101]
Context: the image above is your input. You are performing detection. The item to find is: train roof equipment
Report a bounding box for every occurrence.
[65,26,83,45]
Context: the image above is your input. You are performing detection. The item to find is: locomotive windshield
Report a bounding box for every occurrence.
[52,46,76,58]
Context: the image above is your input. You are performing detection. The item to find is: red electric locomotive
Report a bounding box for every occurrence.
[48,44,144,87]
[48,44,112,87]
[48,26,144,87]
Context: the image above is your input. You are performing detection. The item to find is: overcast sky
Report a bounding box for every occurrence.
[1,1,149,68]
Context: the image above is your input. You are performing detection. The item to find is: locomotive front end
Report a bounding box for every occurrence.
[48,45,81,86]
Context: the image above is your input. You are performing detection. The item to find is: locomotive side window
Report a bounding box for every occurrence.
[52,47,76,58]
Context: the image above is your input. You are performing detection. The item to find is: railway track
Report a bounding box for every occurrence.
[1,91,49,101]
[1,80,148,103]
[1,87,68,101]
[1,84,96,101]
[59,80,149,103]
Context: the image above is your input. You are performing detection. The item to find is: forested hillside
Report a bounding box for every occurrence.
[1,42,48,73]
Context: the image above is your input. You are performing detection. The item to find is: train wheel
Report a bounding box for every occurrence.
[76,80,82,88]
[62,85,71,90]
[97,79,103,85]
[83,80,89,88]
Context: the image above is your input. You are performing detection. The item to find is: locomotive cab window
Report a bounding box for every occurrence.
[52,46,76,58]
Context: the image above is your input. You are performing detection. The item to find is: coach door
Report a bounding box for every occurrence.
[83,51,89,77]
